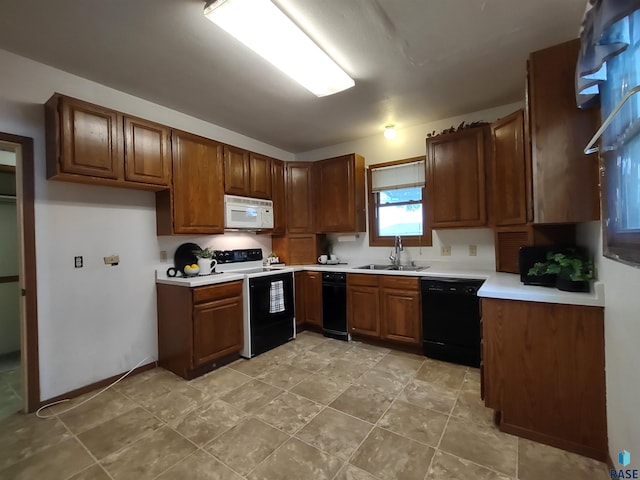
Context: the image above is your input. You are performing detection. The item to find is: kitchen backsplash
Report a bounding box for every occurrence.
[327,228,496,269]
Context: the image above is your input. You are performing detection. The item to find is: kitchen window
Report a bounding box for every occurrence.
[577,3,640,265]
[367,156,432,247]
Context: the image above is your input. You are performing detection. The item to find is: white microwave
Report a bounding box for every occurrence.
[224,195,274,230]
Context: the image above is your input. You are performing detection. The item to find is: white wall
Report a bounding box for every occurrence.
[297,102,523,269]
[577,222,640,461]
[0,48,293,400]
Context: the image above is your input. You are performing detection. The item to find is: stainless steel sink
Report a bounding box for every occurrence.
[356,264,429,271]
[356,264,394,270]
[390,265,429,271]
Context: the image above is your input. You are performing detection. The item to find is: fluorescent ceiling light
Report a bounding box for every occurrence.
[204,0,355,97]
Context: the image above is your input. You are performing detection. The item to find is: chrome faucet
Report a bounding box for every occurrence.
[389,235,403,267]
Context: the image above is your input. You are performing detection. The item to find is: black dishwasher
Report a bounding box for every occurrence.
[421,277,485,367]
[322,272,348,341]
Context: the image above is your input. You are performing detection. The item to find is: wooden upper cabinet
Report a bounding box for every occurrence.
[249,153,272,199]
[491,110,529,226]
[224,145,250,196]
[124,116,171,186]
[53,95,122,180]
[426,127,488,228]
[286,162,315,233]
[157,130,224,235]
[271,159,286,235]
[527,39,599,224]
[224,147,272,199]
[315,153,366,233]
[45,94,170,191]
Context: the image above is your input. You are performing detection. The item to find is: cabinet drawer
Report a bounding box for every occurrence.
[347,273,380,287]
[192,280,243,304]
[381,276,419,290]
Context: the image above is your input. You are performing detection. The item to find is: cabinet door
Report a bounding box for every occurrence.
[480,299,505,410]
[426,128,487,228]
[528,39,599,223]
[482,298,607,459]
[347,285,380,337]
[294,271,306,326]
[304,271,323,327]
[286,163,315,233]
[491,110,528,226]
[59,96,122,180]
[124,116,171,186]
[171,130,225,234]
[193,295,243,367]
[271,159,286,234]
[249,153,272,199]
[316,154,366,232]
[381,288,421,345]
[224,145,250,196]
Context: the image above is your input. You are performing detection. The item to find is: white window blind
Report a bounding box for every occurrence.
[370,160,425,192]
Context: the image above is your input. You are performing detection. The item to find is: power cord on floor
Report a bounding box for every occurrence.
[35,356,154,419]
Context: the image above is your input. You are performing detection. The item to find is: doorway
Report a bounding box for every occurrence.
[0,147,21,418]
[0,133,39,415]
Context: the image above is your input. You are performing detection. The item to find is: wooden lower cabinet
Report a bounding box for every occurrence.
[294,271,306,328]
[347,274,420,345]
[303,271,323,328]
[380,276,421,345]
[481,298,607,461]
[347,274,381,337]
[157,280,243,379]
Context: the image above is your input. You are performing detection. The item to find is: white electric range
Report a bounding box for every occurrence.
[214,249,296,359]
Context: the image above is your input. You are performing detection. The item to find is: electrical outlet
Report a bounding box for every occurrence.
[159,250,168,261]
[469,244,477,256]
[440,245,451,256]
[74,256,83,268]
[103,255,120,266]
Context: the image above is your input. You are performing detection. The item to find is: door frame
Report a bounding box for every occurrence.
[0,132,39,412]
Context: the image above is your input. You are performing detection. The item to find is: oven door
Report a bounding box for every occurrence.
[247,272,294,357]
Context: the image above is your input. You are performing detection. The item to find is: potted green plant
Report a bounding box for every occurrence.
[192,247,217,275]
[192,247,215,259]
[527,250,595,292]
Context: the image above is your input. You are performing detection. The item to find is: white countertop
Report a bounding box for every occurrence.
[156,270,247,287]
[293,263,605,307]
[476,272,605,307]
[155,262,605,307]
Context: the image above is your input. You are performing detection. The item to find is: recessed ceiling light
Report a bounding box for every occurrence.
[384,125,397,139]
[204,0,355,97]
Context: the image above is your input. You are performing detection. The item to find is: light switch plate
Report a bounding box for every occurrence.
[441,245,451,256]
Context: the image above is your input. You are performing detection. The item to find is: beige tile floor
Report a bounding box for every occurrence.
[0,332,608,480]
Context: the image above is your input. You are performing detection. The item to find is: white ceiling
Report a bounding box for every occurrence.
[0,0,587,153]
